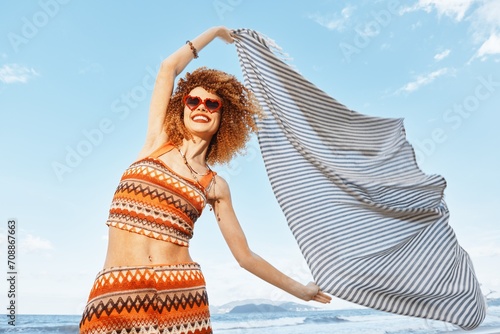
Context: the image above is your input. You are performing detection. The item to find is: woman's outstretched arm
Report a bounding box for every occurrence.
[139,26,233,158]
[211,176,332,304]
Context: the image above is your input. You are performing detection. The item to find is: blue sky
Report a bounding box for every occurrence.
[0,0,499,316]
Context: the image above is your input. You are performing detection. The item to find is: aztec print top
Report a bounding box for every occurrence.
[105,142,216,247]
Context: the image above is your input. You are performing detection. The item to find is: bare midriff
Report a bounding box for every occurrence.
[103,227,193,268]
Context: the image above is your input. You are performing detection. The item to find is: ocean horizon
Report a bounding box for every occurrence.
[2,302,500,334]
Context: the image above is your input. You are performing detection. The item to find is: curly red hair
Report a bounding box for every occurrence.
[163,67,262,165]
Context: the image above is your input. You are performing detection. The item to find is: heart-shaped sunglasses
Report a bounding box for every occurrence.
[183,95,223,113]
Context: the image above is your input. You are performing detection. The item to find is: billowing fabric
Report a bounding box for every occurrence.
[106,142,216,247]
[233,28,486,330]
[79,262,212,334]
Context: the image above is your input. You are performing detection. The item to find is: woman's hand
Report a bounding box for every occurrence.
[215,26,234,44]
[302,282,332,304]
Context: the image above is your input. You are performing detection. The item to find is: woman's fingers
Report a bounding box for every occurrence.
[314,290,332,303]
[305,282,332,304]
[313,290,332,303]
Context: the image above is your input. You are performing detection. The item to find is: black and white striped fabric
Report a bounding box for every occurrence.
[233,29,486,330]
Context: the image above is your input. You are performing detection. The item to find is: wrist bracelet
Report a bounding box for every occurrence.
[186,40,199,59]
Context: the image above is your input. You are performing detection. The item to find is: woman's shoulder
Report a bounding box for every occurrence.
[212,173,232,200]
[137,137,171,161]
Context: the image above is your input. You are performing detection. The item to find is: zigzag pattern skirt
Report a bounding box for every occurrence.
[79,262,212,334]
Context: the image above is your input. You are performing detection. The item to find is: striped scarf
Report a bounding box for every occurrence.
[233,28,486,330]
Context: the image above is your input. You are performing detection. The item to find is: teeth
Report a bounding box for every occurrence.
[193,115,209,121]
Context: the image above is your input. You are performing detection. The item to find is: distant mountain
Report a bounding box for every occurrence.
[229,303,288,313]
[208,296,500,315]
[210,299,321,314]
[279,301,320,312]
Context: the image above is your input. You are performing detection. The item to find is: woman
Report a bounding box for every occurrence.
[79,26,331,334]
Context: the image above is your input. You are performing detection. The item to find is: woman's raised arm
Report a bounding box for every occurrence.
[139,26,234,158]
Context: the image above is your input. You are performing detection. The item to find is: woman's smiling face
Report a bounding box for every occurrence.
[183,87,222,140]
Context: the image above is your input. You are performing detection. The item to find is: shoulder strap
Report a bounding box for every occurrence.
[149,142,175,159]
[200,170,217,190]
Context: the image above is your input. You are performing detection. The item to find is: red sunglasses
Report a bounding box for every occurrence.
[183,95,223,113]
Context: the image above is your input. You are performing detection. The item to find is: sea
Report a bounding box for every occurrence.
[2,305,500,334]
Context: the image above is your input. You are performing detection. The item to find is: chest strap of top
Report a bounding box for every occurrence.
[149,142,176,159]
[199,171,217,190]
[150,142,217,189]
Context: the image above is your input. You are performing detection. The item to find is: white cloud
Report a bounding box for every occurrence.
[396,67,452,94]
[434,49,451,61]
[402,0,500,62]
[308,5,355,31]
[411,21,422,30]
[470,0,500,40]
[0,63,39,84]
[20,234,54,253]
[468,0,500,61]
[474,33,500,60]
[357,23,381,38]
[400,0,475,21]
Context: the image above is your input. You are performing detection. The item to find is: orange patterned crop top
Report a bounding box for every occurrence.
[106,143,216,247]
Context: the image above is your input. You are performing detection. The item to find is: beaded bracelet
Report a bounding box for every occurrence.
[186,40,199,59]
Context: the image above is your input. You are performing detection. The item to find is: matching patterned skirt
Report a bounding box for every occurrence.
[79,262,212,334]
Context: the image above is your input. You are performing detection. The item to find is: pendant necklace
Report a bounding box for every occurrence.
[177,147,211,190]
[177,147,220,221]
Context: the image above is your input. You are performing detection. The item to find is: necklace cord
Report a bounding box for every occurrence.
[176,147,220,221]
